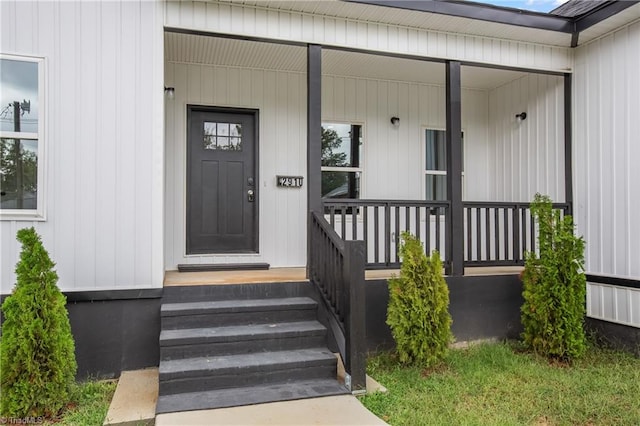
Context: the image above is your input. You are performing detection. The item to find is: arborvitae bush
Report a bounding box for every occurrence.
[0,227,77,417]
[521,193,587,361]
[387,232,452,366]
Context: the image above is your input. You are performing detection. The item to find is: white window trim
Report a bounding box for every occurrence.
[0,53,46,221]
[321,166,362,173]
[320,121,365,199]
[422,127,465,201]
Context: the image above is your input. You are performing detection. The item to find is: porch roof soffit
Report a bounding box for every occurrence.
[229,0,572,47]
[165,31,537,91]
[577,2,640,45]
[226,0,639,47]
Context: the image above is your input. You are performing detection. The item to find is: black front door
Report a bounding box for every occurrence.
[187,107,258,254]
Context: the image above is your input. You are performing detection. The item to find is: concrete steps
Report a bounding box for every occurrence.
[160,321,328,359]
[159,348,338,395]
[156,283,348,414]
[161,297,318,329]
[155,379,349,415]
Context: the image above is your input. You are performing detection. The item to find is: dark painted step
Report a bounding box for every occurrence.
[158,348,337,396]
[160,320,327,360]
[156,283,346,414]
[161,297,317,329]
[162,281,313,303]
[156,378,349,414]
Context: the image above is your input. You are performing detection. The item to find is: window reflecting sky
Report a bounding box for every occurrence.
[0,59,39,133]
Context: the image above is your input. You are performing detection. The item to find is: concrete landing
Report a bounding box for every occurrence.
[155,394,388,426]
[104,368,158,426]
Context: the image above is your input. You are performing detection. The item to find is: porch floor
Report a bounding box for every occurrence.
[163,266,523,286]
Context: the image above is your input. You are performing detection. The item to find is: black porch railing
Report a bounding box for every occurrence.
[463,202,570,266]
[322,198,570,270]
[322,199,451,269]
[308,211,366,391]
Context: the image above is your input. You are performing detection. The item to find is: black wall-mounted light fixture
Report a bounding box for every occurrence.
[390,116,400,127]
[164,86,175,100]
[515,112,527,121]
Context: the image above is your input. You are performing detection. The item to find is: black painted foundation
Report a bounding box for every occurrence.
[0,291,162,380]
[67,298,161,379]
[586,317,640,357]
[365,274,525,352]
[5,274,636,380]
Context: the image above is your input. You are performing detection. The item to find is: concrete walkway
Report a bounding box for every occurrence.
[104,368,388,426]
[155,394,388,426]
[104,368,158,426]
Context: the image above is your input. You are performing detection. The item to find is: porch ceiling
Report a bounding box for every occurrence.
[165,32,527,90]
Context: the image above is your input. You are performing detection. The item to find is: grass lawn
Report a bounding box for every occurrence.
[362,343,640,425]
[44,380,117,425]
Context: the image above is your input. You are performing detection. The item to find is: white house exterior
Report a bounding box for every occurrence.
[1,0,639,378]
[1,1,165,292]
[573,18,640,330]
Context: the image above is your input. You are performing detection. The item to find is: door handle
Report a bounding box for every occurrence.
[247,189,255,202]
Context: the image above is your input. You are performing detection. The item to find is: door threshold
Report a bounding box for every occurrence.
[177,263,270,273]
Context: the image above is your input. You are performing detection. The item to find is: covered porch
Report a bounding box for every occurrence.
[303,45,572,277]
[164,28,572,391]
[164,32,572,275]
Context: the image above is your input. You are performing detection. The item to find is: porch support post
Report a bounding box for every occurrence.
[563,73,573,215]
[445,61,464,276]
[307,44,322,275]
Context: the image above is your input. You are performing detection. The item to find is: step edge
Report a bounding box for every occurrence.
[161,299,318,316]
[155,379,349,414]
[159,355,337,378]
[159,322,327,345]
[161,297,316,309]
[158,351,337,379]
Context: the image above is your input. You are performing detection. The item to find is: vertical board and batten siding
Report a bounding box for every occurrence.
[164,61,309,269]
[487,74,565,203]
[164,60,490,269]
[587,283,640,328]
[0,0,164,293]
[322,75,491,201]
[164,1,572,73]
[574,19,640,327]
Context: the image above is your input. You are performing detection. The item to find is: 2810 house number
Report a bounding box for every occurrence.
[277,176,304,188]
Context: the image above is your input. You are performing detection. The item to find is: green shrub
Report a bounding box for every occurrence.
[1,227,77,417]
[521,193,587,360]
[387,232,452,366]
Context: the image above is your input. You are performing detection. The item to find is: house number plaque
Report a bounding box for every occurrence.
[277,176,304,188]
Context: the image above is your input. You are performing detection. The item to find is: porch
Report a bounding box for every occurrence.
[163,28,572,395]
[164,32,571,275]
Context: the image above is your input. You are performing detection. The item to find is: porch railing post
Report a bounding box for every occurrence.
[564,73,574,216]
[384,202,391,267]
[307,44,322,277]
[512,206,520,263]
[344,239,367,392]
[446,60,464,276]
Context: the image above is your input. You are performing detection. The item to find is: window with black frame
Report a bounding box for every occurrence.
[321,123,362,199]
